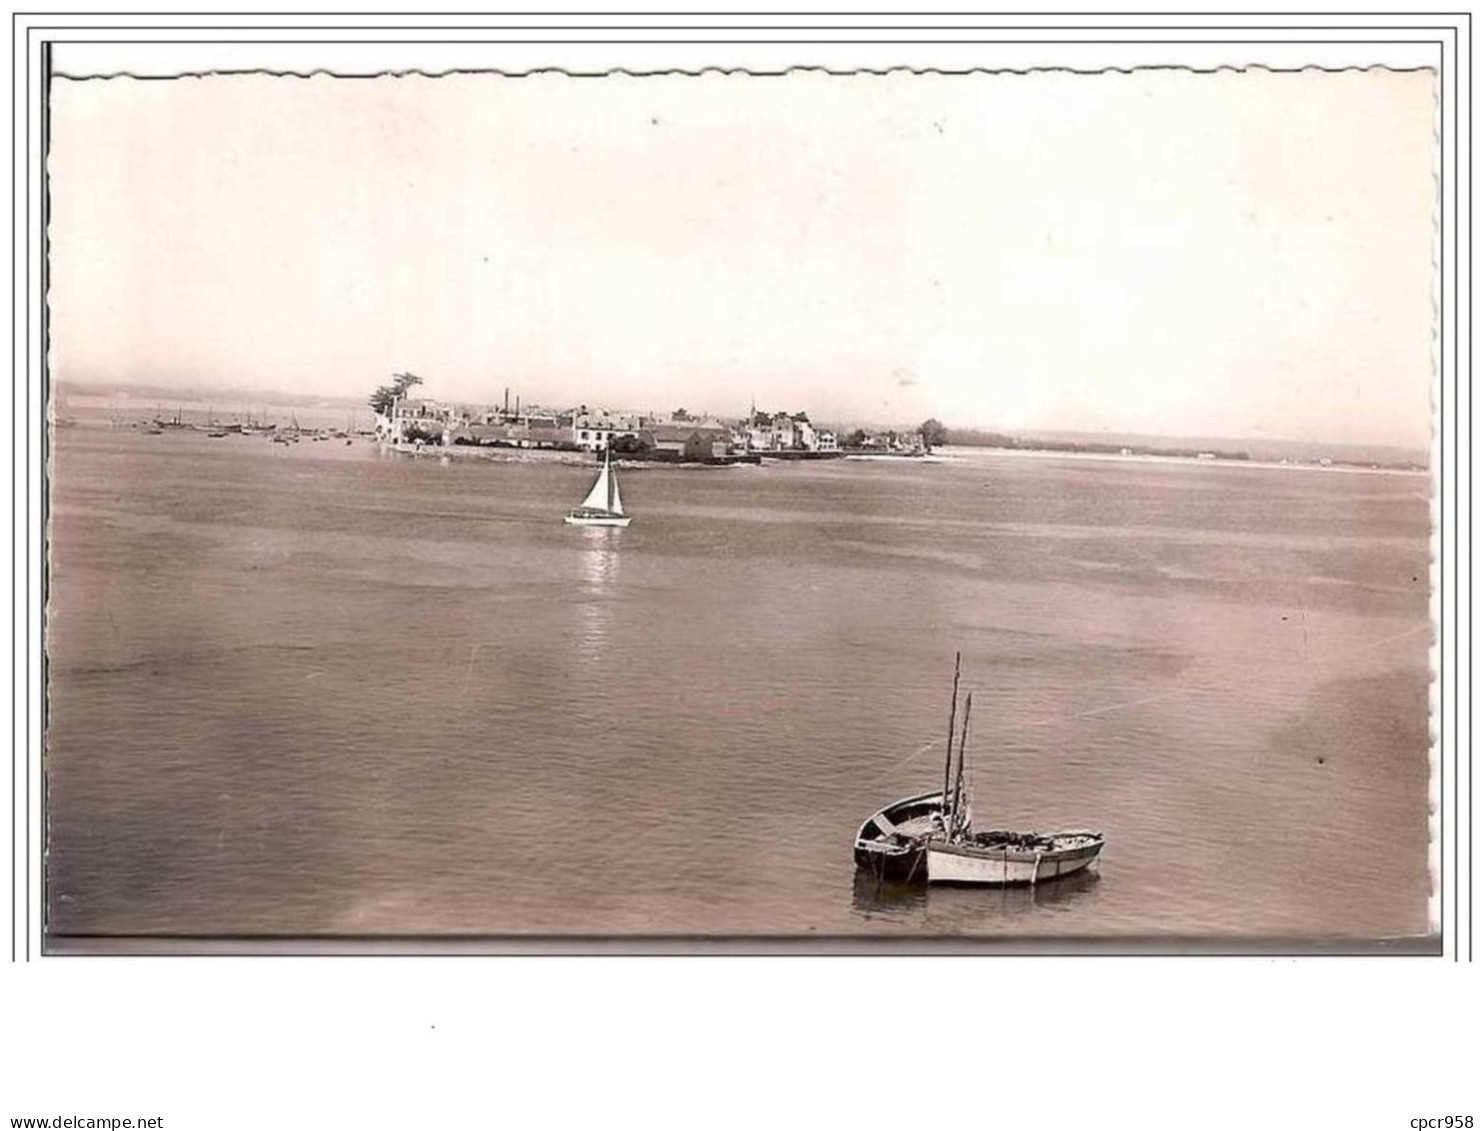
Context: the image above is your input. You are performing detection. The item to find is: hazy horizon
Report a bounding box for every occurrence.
[50,69,1436,449]
[55,377,1431,460]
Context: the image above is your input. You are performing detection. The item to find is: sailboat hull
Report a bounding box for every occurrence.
[563,512,632,527]
[926,832,1103,886]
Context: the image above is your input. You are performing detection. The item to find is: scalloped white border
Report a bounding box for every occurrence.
[19,21,1457,959]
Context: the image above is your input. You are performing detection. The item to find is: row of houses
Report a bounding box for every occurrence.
[741,411,839,453]
[846,429,927,454]
[374,398,841,457]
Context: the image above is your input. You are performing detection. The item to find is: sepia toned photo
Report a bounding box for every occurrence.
[43,62,1437,951]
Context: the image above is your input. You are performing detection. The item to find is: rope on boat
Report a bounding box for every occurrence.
[872,736,944,782]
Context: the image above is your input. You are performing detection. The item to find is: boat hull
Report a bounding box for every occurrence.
[926,833,1103,886]
[853,791,966,883]
[563,513,632,527]
[853,840,929,882]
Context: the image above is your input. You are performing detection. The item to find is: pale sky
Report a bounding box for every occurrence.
[50,69,1436,446]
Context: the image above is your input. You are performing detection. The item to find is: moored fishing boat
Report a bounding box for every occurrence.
[855,651,1107,888]
[926,829,1104,886]
[924,681,1105,887]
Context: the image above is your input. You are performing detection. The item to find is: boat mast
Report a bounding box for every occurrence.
[605,445,615,513]
[951,693,972,837]
[941,652,961,816]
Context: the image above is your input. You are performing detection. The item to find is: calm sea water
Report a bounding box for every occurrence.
[45,426,1432,942]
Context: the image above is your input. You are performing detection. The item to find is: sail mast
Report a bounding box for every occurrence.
[941,652,961,820]
[951,692,972,836]
[605,445,615,512]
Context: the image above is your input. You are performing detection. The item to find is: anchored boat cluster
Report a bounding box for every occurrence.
[853,653,1105,887]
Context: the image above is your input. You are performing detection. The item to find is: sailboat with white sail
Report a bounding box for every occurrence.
[564,445,632,527]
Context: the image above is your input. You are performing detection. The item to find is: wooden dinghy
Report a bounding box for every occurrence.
[926,829,1104,886]
[854,654,971,882]
[853,790,962,882]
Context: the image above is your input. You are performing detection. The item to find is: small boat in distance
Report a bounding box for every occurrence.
[564,445,631,527]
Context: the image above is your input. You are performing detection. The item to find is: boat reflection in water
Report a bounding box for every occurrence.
[851,866,1100,926]
[849,873,928,924]
[575,526,622,665]
[579,526,621,591]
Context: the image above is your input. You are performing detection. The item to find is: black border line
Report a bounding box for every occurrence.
[36,36,47,968]
[22,20,1462,959]
[1437,29,1448,963]
[40,933,1443,957]
[15,23,1475,29]
[28,38,1454,43]
[1444,32,1452,963]
[14,10,1471,13]
[48,66,1448,83]
[24,18,29,964]
[27,25,1460,960]
[1462,12,1471,966]
[8,13,1473,19]
[9,12,15,967]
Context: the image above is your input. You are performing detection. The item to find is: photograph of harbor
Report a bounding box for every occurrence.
[43,66,1435,949]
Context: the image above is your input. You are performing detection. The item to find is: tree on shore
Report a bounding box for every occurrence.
[918,418,948,450]
[609,434,654,455]
[368,372,424,416]
[400,421,443,444]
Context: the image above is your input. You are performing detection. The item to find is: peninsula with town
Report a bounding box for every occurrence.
[367,373,932,462]
[57,375,1427,474]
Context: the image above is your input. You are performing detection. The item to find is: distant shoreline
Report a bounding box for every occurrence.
[53,418,1428,477]
[935,444,1429,476]
[53,393,1427,476]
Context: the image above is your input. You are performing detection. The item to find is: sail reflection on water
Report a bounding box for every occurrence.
[576,527,622,664]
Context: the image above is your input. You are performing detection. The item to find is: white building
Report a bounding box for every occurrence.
[376,396,456,445]
[572,410,643,451]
